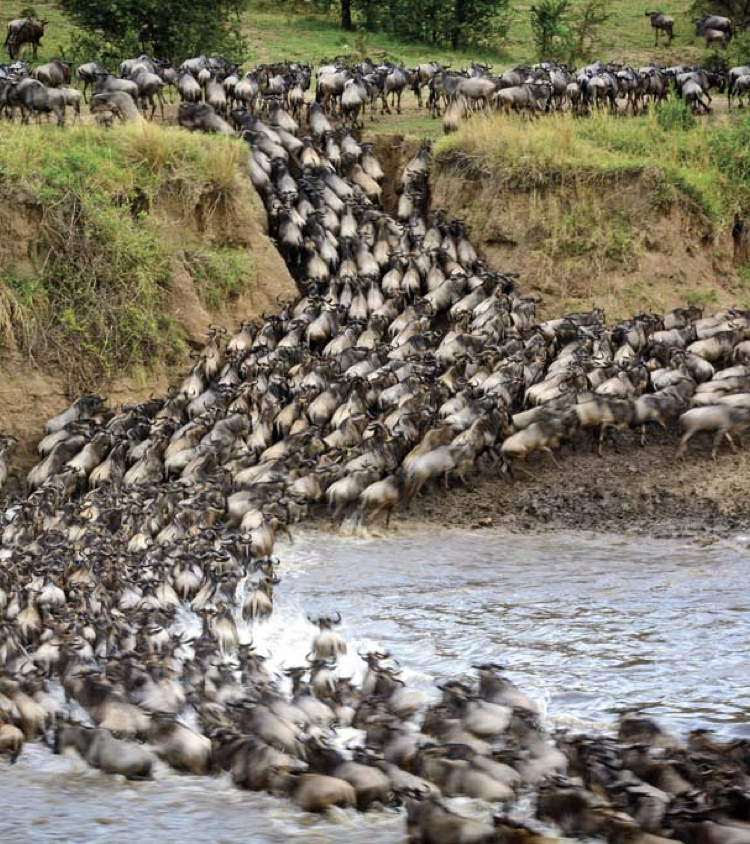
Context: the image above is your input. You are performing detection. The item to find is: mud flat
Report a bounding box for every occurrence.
[392,428,750,538]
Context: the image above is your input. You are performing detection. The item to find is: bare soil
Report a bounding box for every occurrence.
[392,425,750,539]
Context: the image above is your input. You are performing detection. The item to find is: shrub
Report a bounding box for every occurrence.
[657,96,697,132]
[58,0,249,63]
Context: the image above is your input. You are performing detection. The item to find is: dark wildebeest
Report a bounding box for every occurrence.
[694,15,733,47]
[728,64,750,108]
[5,17,47,60]
[694,14,733,36]
[90,90,143,124]
[178,102,235,135]
[32,59,72,88]
[645,11,674,46]
[8,77,66,125]
[76,61,107,102]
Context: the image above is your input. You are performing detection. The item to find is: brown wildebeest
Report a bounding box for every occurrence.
[5,17,47,60]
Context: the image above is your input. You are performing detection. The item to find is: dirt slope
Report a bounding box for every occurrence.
[394,425,750,538]
[0,178,296,468]
[430,166,746,322]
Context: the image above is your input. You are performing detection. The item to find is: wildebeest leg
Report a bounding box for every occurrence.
[676,430,694,459]
[542,446,562,468]
[715,430,738,459]
[516,462,536,479]
[597,426,608,457]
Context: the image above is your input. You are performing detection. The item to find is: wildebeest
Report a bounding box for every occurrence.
[178,102,235,135]
[645,11,674,46]
[341,76,368,128]
[32,59,72,88]
[59,87,82,122]
[694,15,733,47]
[702,27,732,48]
[177,69,202,103]
[495,81,552,116]
[728,64,750,108]
[5,17,47,60]
[131,65,166,120]
[90,91,144,124]
[93,72,139,104]
[694,14,733,37]
[7,77,66,125]
[383,64,412,114]
[54,722,154,779]
[75,61,107,102]
[677,405,750,458]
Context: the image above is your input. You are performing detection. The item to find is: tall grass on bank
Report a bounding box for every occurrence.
[434,107,750,227]
[0,123,248,389]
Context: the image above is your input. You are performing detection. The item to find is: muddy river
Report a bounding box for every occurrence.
[2,528,748,843]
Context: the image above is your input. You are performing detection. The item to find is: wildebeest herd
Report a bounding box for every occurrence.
[3,16,750,844]
[2,20,750,132]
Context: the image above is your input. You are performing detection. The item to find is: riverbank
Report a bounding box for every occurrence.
[431,111,750,320]
[392,426,750,538]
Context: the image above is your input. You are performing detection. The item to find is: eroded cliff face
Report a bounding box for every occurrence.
[0,189,45,282]
[0,173,297,464]
[430,159,745,321]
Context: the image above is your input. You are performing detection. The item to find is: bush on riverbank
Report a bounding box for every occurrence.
[0,123,253,389]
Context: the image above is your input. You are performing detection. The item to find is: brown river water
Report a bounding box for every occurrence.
[1,527,748,843]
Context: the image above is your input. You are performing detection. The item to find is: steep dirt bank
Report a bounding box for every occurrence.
[431,161,747,321]
[156,179,297,343]
[0,128,297,465]
[368,134,423,215]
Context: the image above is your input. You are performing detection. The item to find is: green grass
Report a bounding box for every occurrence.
[180,247,256,310]
[239,0,707,69]
[434,106,750,227]
[0,123,251,388]
[364,113,445,140]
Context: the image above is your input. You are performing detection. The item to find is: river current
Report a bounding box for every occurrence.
[2,528,747,842]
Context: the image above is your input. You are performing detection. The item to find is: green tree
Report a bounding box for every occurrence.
[58,0,248,63]
[562,0,610,63]
[349,0,512,49]
[530,0,609,61]
[530,0,569,59]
